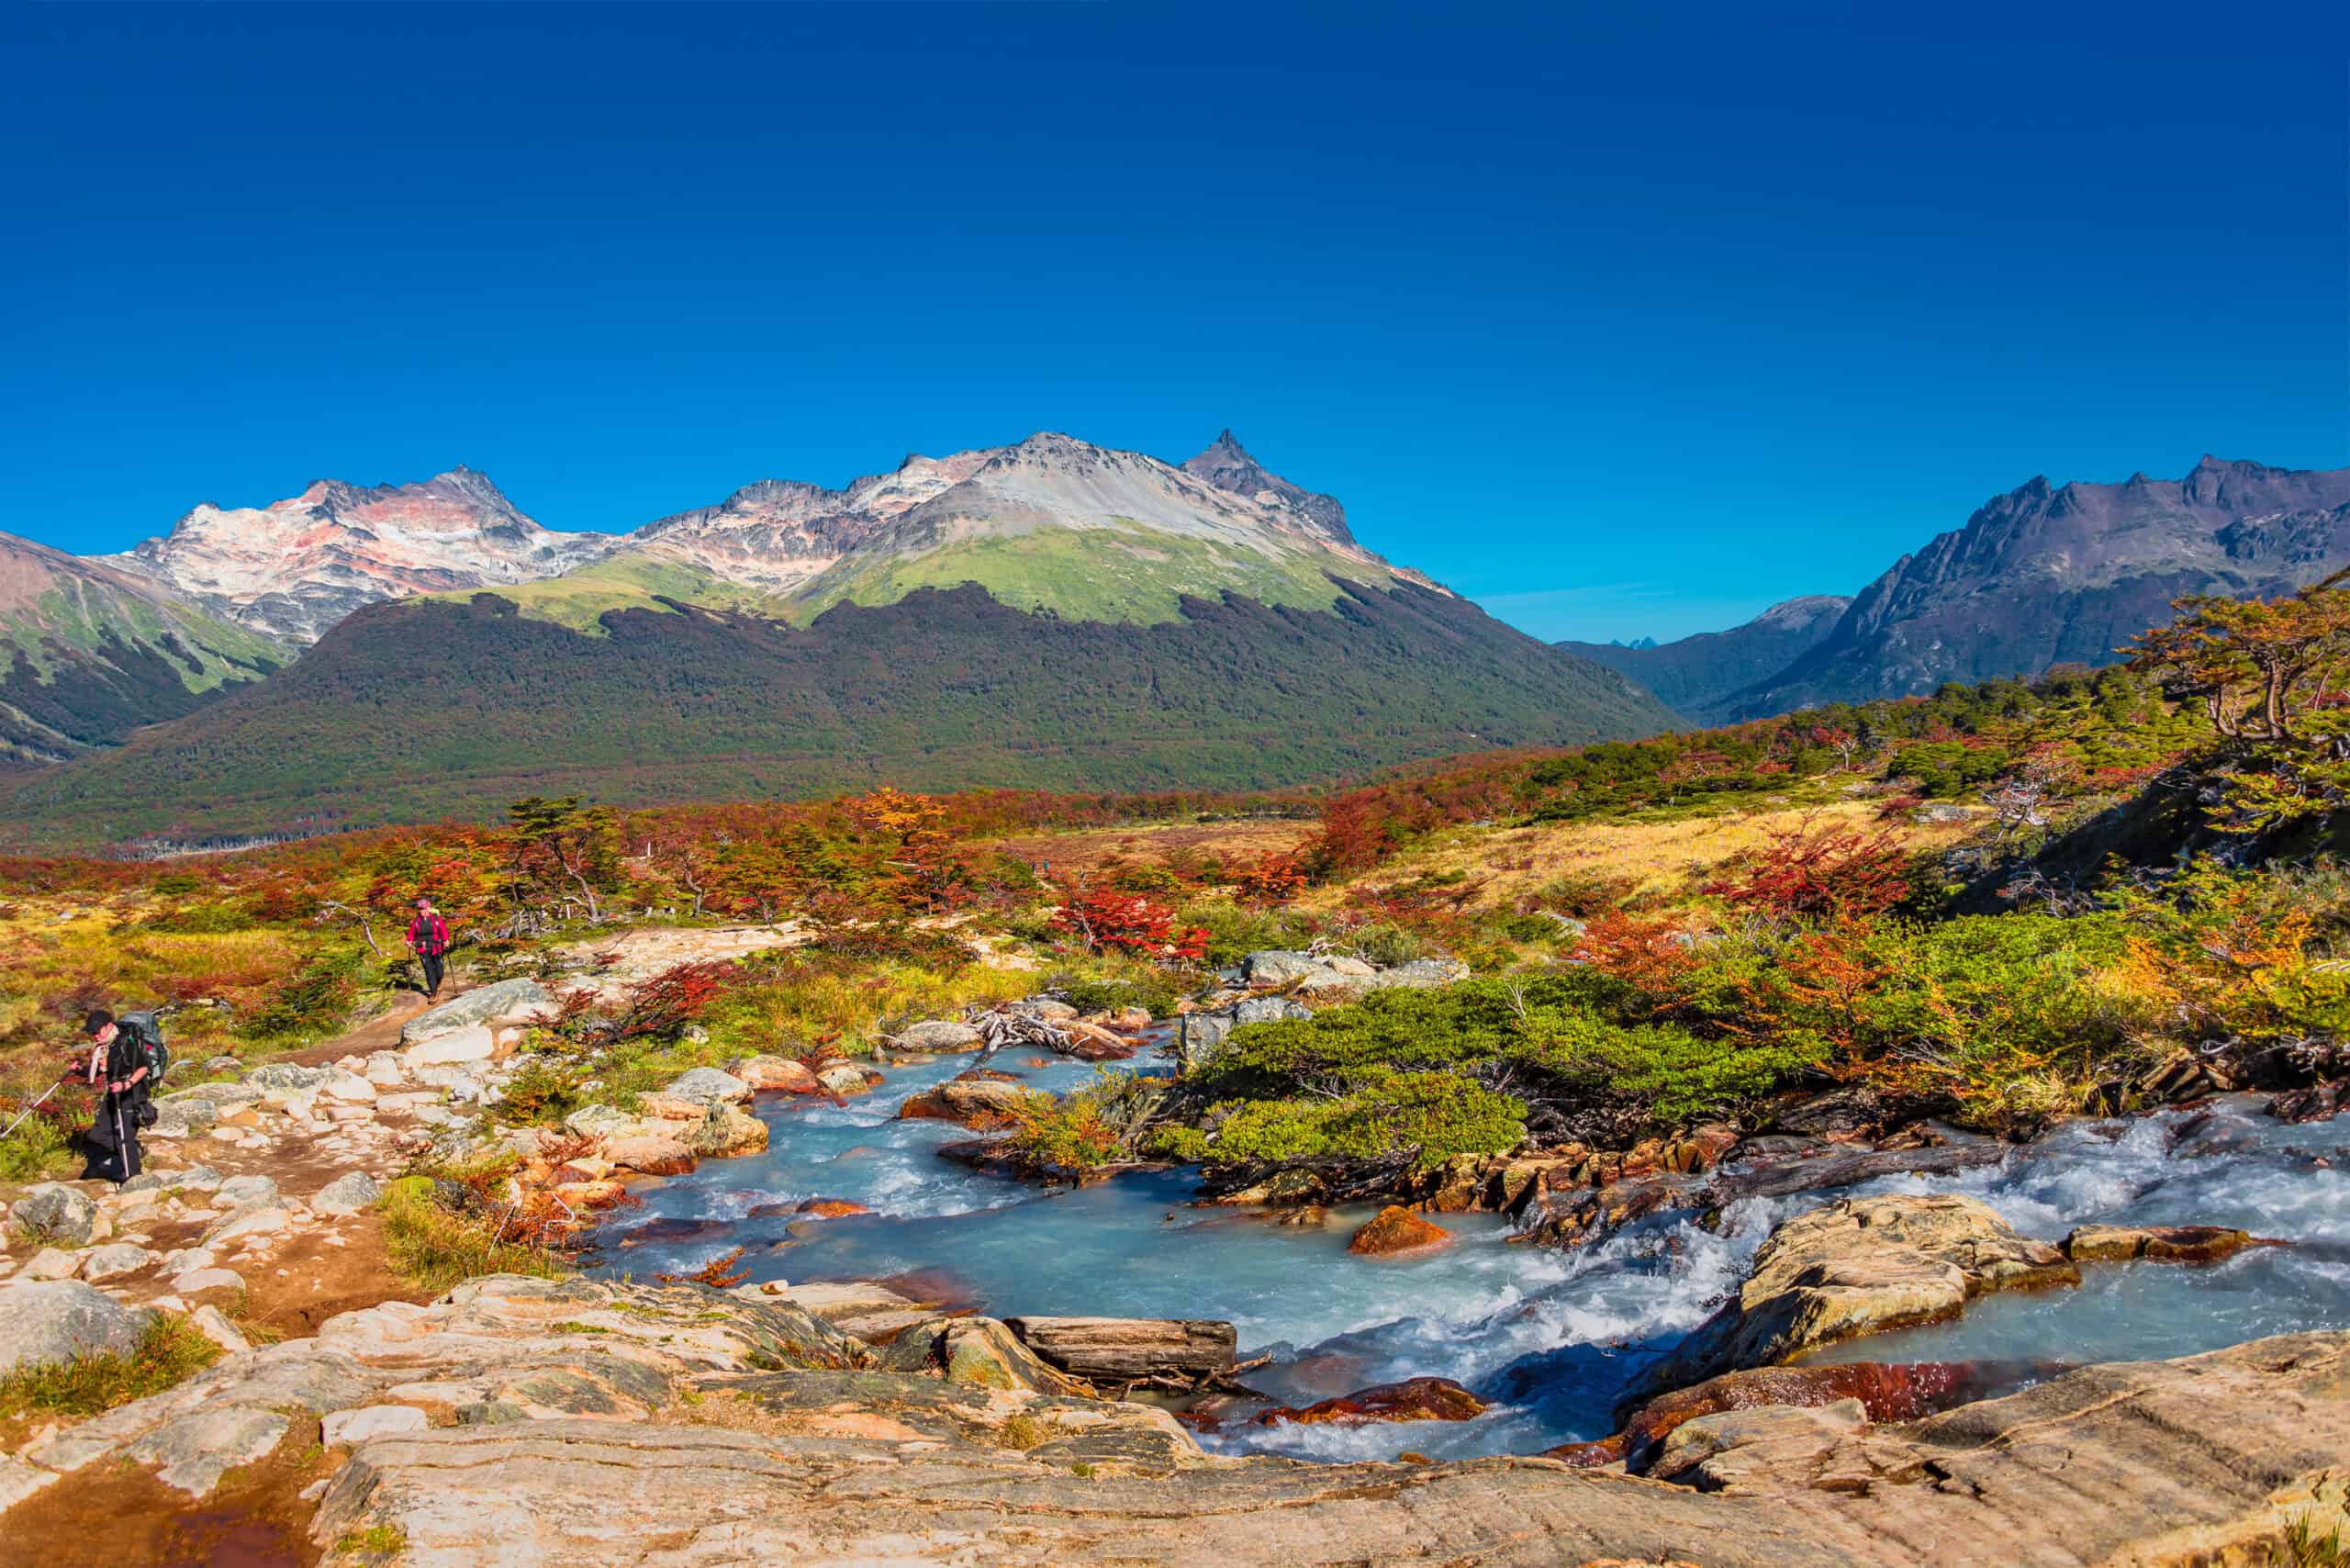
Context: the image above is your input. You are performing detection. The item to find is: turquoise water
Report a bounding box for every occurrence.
[596,1040,2350,1461]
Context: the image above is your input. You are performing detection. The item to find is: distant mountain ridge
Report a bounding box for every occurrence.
[1574,455,2350,724]
[1559,595,1851,722]
[103,466,619,644]
[3,430,1673,843]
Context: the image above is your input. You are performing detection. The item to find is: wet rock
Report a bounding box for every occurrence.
[794,1198,871,1219]
[662,1067,752,1105]
[900,1070,1034,1126]
[731,1054,821,1093]
[1256,1377,1488,1425]
[876,1316,1096,1396]
[1628,1193,2078,1407]
[1558,1360,2031,1471]
[2063,1224,2285,1263]
[1058,1019,1137,1060]
[12,1182,97,1245]
[1770,1085,1886,1139]
[893,1020,984,1051]
[816,1062,878,1097]
[1347,1205,1452,1256]
[1004,1316,1237,1383]
[2271,1078,2347,1124]
[604,1136,697,1176]
[314,1171,385,1215]
[0,1280,154,1372]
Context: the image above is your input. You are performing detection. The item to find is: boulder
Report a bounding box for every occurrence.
[402,979,551,1044]
[1175,1010,1232,1069]
[1628,1193,2078,1406]
[1347,1205,1452,1256]
[816,1062,877,1097]
[663,1067,753,1105]
[794,1198,871,1219]
[899,1071,1034,1126]
[1005,1316,1237,1382]
[145,1098,217,1138]
[11,1183,97,1245]
[314,1171,385,1216]
[0,1279,153,1372]
[1242,950,1325,987]
[731,1055,821,1093]
[892,1021,984,1052]
[1367,958,1472,990]
[401,1025,497,1070]
[318,1069,379,1103]
[605,1137,697,1177]
[2063,1224,2285,1264]
[246,1062,332,1092]
[685,1103,768,1159]
[1256,1377,1488,1426]
[565,1103,636,1139]
[876,1316,1095,1396]
[1233,996,1312,1026]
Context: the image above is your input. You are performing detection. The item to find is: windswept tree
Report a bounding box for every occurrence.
[507,796,624,921]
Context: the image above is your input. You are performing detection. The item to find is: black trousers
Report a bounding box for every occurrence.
[420,949,446,996]
[83,1093,142,1182]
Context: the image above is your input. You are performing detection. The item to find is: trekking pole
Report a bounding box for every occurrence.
[0,1075,69,1142]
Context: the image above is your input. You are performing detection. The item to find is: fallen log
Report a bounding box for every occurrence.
[1004,1316,1237,1382]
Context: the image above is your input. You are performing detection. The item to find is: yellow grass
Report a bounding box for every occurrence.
[985,819,1316,877]
[1300,799,1978,916]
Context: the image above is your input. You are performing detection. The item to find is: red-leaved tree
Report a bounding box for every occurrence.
[1051,888,1208,964]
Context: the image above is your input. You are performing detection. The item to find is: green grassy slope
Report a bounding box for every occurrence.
[0,580,1675,846]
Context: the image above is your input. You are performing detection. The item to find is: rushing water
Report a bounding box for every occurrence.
[594,1039,2350,1462]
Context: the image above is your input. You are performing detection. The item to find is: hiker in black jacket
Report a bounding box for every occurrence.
[79,1009,152,1183]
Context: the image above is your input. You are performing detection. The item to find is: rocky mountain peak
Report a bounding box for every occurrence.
[1180,430,1354,546]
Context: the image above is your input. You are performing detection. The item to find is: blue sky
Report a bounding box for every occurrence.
[5,1,2344,643]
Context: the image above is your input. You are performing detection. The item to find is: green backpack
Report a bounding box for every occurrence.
[117,1010,170,1085]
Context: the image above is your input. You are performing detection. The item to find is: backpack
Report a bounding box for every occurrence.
[117,1011,170,1086]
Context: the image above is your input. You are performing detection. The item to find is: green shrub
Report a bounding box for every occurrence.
[1156,1072,1524,1170]
[378,1173,565,1293]
[1180,899,1320,967]
[1054,976,1180,1019]
[0,1104,73,1182]
[241,944,370,1043]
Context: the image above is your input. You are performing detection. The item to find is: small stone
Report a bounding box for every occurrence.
[25,1249,84,1281]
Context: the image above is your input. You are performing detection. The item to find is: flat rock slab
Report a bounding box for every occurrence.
[125,1406,291,1496]
[402,980,551,1045]
[302,1333,2350,1568]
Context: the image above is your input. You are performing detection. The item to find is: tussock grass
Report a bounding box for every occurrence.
[0,1315,221,1419]
[378,1174,567,1294]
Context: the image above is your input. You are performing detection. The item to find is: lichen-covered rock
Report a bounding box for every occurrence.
[685,1103,768,1159]
[11,1182,96,1246]
[1347,1204,1452,1256]
[876,1316,1096,1396]
[816,1062,878,1096]
[402,979,551,1044]
[0,1279,153,1372]
[662,1067,752,1105]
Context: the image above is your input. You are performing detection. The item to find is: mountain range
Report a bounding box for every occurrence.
[0,432,1670,845]
[1567,455,2350,724]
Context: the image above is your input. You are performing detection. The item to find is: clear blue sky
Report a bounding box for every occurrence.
[5,1,2344,643]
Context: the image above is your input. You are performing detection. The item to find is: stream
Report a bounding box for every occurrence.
[591,1037,2350,1462]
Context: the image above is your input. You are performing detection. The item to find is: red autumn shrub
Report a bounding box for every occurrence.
[1234,853,1306,904]
[1707,822,1911,921]
[1051,888,1208,963]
